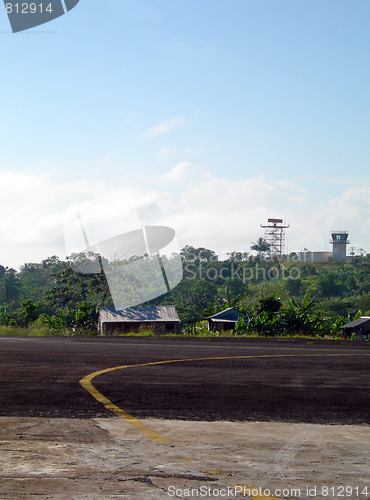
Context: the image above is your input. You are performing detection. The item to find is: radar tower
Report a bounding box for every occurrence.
[260,218,289,257]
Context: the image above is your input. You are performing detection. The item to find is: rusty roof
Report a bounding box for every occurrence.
[98,306,180,323]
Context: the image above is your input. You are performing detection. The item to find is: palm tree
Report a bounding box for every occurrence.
[251,237,270,258]
[1,269,22,304]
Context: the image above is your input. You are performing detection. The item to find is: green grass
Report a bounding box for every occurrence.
[0,325,96,337]
[0,325,51,336]
[117,330,156,337]
[0,325,352,341]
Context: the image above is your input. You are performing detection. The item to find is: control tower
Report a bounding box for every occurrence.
[330,230,349,262]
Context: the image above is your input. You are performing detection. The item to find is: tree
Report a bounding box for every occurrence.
[226,252,249,263]
[285,277,303,296]
[1,268,22,304]
[46,253,111,313]
[41,255,62,270]
[257,294,282,320]
[74,301,98,329]
[316,273,343,298]
[168,279,218,329]
[222,279,250,309]
[251,237,270,258]
[20,299,38,327]
[181,246,218,263]
[19,261,60,306]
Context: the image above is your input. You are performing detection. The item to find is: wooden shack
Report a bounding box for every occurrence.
[340,316,370,340]
[98,306,180,335]
[207,307,248,332]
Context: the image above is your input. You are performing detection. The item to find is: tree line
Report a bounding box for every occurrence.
[0,245,369,337]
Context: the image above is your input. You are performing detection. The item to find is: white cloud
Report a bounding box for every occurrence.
[154,176,368,257]
[142,117,185,139]
[0,172,171,268]
[158,162,192,184]
[0,170,368,269]
[265,186,370,255]
[159,175,307,256]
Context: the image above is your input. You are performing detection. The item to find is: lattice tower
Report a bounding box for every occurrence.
[260,218,289,256]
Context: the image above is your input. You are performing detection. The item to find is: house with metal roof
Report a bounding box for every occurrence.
[207,307,249,333]
[340,316,370,340]
[98,306,180,335]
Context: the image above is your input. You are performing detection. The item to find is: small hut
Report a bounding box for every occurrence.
[98,306,180,335]
[207,307,248,333]
[340,317,370,340]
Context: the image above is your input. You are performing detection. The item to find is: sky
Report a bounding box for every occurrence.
[0,0,369,268]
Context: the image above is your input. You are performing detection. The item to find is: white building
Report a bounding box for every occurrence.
[298,230,350,263]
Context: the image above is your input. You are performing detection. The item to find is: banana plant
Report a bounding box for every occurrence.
[245,310,280,337]
[281,290,316,333]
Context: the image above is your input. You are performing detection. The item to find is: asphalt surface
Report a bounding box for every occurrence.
[0,336,369,424]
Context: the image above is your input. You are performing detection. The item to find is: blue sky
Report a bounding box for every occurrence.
[0,0,369,267]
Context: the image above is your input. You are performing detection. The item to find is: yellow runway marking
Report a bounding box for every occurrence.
[80,366,172,443]
[80,353,368,500]
[80,353,369,443]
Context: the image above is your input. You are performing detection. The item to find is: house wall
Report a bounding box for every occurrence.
[99,321,179,335]
[208,320,236,332]
[298,251,332,262]
[342,327,369,340]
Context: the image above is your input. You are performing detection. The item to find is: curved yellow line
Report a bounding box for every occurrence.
[80,365,171,443]
[79,353,369,443]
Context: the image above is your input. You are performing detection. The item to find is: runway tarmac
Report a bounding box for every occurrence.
[0,336,369,424]
[1,337,369,499]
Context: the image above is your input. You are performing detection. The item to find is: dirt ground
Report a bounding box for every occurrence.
[1,416,369,499]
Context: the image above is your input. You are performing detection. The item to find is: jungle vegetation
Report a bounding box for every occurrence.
[0,245,369,338]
